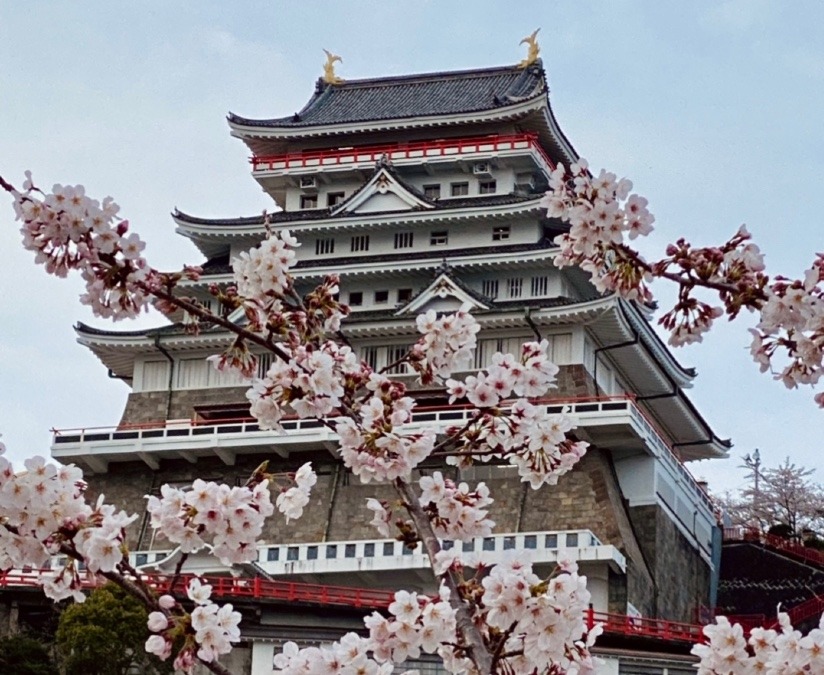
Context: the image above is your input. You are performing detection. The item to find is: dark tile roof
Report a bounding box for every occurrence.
[718,542,824,621]
[173,193,541,229]
[228,62,546,128]
[75,296,578,339]
[199,239,557,277]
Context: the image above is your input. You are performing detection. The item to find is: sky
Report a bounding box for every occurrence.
[1,0,823,496]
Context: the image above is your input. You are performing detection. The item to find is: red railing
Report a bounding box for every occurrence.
[0,571,396,611]
[585,607,704,643]
[723,528,824,569]
[1,569,708,644]
[251,133,554,173]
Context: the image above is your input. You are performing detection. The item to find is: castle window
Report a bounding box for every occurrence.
[351,234,370,252]
[267,548,279,561]
[430,230,448,246]
[287,547,299,561]
[387,345,410,374]
[394,231,414,249]
[363,346,379,369]
[383,542,395,555]
[492,226,510,241]
[545,534,558,548]
[531,275,548,296]
[397,288,413,303]
[315,238,335,255]
[326,545,337,559]
[374,290,389,304]
[135,553,148,566]
[481,279,499,298]
[566,533,579,547]
[450,182,468,197]
[507,277,523,298]
[300,195,318,209]
[364,543,375,557]
[348,291,363,306]
[479,180,497,195]
[327,191,345,207]
[423,184,441,199]
[345,544,357,558]
[307,546,318,560]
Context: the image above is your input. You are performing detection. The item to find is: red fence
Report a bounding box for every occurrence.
[251,133,554,173]
[723,528,824,569]
[1,569,711,644]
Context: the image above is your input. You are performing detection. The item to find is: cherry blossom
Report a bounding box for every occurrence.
[542,161,824,404]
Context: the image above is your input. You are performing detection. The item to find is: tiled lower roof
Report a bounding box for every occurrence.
[75,296,579,340]
[173,193,540,228]
[200,240,556,277]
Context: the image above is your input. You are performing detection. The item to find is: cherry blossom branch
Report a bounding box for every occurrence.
[393,477,493,674]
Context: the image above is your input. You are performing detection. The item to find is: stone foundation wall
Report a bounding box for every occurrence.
[629,504,712,622]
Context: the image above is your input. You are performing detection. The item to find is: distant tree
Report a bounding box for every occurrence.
[719,457,824,536]
[0,634,58,675]
[56,584,173,675]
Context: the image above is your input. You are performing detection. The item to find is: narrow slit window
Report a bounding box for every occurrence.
[315,238,335,255]
[350,234,370,252]
[531,275,549,296]
[394,231,414,249]
[481,279,499,298]
[507,277,523,298]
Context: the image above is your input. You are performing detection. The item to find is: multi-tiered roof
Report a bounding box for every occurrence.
[58,56,730,629]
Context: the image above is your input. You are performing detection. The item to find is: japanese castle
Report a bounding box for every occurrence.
[46,45,727,673]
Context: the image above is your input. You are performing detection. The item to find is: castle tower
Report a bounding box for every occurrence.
[51,58,728,646]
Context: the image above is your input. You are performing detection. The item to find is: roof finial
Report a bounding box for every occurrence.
[322,49,344,85]
[518,28,540,68]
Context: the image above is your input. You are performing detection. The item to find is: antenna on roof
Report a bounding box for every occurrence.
[518,28,541,69]
[322,49,344,85]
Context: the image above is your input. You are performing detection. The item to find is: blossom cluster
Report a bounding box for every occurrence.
[412,304,480,382]
[0,443,135,602]
[145,477,278,565]
[145,578,241,672]
[275,462,318,522]
[337,386,436,484]
[445,341,589,488]
[480,557,601,673]
[418,471,494,541]
[232,228,299,300]
[11,176,159,320]
[446,340,560,408]
[273,585,459,674]
[693,612,824,674]
[542,161,824,402]
[247,340,366,430]
[542,159,654,302]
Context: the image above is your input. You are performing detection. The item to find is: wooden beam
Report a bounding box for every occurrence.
[137,452,160,471]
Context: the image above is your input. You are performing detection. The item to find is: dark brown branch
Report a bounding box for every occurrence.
[393,478,494,674]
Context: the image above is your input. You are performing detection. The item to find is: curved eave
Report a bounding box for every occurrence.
[75,323,234,380]
[582,300,729,460]
[229,95,548,153]
[174,198,546,259]
[180,242,560,290]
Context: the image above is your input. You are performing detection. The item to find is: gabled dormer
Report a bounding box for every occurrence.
[396,269,491,316]
[329,161,435,216]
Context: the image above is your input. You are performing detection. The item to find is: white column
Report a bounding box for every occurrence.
[251,641,275,675]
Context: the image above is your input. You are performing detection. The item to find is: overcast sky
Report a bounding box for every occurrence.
[1,1,822,495]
